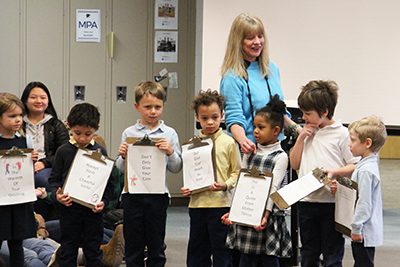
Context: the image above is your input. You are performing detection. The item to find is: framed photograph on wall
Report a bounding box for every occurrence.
[155,0,178,30]
[154,31,178,63]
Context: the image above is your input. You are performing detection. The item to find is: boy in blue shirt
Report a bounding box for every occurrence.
[348,116,386,267]
[116,81,182,267]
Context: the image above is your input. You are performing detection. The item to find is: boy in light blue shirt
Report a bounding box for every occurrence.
[348,115,387,267]
[116,81,182,266]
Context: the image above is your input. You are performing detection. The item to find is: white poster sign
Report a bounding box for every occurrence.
[271,168,329,210]
[0,151,36,205]
[335,180,357,237]
[229,170,272,226]
[155,0,178,29]
[126,145,166,194]
[63,149,114,208]
[76,9,101,42]
[182,138,215,192]
[155,31,178,63]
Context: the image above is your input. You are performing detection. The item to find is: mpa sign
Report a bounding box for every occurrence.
[76,9,101,43]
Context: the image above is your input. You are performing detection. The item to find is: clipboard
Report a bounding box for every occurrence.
[228,166,273,226]
[335,177,358,237]
[270,168,330,210]
[125,134,162,147]
[184,136,210,150]
[82,149,107,165]
[124,134,166,194]
[0,146,33,157]
[124,135,161,192]
[0,147,36,206]
[62,148,115,209]
[182,136,216,194]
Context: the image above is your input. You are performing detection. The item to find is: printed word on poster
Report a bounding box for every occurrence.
[63,148,114,208]
[182,137,215,193]
[229,168,272,226]
[76,9,101,42]
[0,149,35,205]
[126,141,166,194]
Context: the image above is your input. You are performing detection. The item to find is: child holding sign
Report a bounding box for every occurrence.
[0,93,38,266]
[116,81,182,266]
[48,103,115,266]
[348,116,386,267]
[181,89,241,267]
[222,95,292,266]
[289,80,358,267]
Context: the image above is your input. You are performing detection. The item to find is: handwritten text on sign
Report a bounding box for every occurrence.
[0,154,36,205]
[127,145,166,193]
[229,172,272,226]
[182,138,214,191]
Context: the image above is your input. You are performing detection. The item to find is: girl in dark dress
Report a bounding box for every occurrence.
[0,93,37,267]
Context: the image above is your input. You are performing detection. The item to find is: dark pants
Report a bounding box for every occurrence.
[298,202,344,267]
[58,206,103,267]
[46,219,113,244]
[122,193,169,267]
[1,240,24,267]
[239,253,279,267]
[187,207,232,267]
[351,242,375,267]
[34,168,52,189]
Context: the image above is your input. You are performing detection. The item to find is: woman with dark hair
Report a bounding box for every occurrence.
[21,81,69,219]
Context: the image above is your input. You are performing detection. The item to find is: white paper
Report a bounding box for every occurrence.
[182,138,214,192]
[76,9,101,42]
[154,31,178,63]
[63,149,113,206]
[274,171,324,207]
[127,145,166,193]
[154,0,178,29]
[335,182,357,234]
[0,153,36,205]
[229,172,272,226]
[168,72,178,88]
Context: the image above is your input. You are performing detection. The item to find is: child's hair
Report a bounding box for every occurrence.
[255,94,286,131]
[192,89,225,115]
[0,92,25,117]
[298,80,339,119]
[67,103,100,130]
[0,93,25,136]
[348,115,387,153]
[20,81,59,119]
[134,81,166,104]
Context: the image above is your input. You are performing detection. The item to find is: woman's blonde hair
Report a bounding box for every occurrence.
[221,13,269,79]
